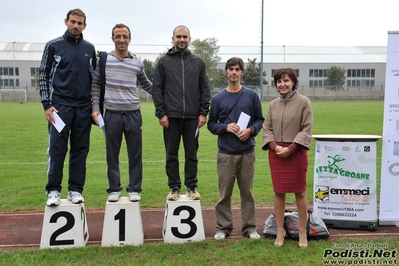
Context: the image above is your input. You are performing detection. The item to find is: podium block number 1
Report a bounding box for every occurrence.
[101,198,144,247]
[114,209,126,241]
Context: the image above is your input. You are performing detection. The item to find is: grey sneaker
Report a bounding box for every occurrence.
[167,187,180,201]
[214,232,226,240]
[187,187,201,200]
[46,190,60,206]
[249,232,261,239]
[129,192,141,202]
[67,191,84,204]
[108,192,121,202]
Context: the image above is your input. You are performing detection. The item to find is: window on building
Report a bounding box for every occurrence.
[309,69,326,87]
[0,67,20,87]
[31,67,40,87]
[346,69,375,87]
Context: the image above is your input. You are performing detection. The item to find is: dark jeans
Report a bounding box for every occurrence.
[163,118,199,189]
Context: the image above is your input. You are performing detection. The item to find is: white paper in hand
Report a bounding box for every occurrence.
[237,111,250,132]
[52,111,65,133]
[98,114,105,129]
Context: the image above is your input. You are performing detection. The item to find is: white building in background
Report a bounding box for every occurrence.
[0,42,386,99]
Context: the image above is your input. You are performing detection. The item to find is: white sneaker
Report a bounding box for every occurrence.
[129,192,141,202]
[108,192,121,202]
[214,232,226,240]
[67,191,84,204]
[249,232,261,239]
[46,190,60,206]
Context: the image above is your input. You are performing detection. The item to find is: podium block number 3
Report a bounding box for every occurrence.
[171,205,197,239]
[49,207,87,246]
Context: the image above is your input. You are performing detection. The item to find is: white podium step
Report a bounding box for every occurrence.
[40,199,89,249]
[163,195,205,243]
[101,197,144,247]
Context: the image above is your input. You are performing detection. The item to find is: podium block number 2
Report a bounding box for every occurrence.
[48,207,87,246]
[171,205,197,239]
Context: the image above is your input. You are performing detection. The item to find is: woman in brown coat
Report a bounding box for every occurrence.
[262,68,313,248]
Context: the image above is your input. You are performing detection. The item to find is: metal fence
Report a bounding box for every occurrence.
[259,85,385,101]
[0,86,385,102]
[0,87,152,102]
[0,88,39,102]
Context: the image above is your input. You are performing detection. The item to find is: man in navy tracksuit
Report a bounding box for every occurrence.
[39,8,96,206]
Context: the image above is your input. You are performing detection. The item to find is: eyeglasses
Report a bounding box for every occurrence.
[113,35,130,40]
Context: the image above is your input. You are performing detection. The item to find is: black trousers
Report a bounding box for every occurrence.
[163,118,199,189]
[104,110,143,193]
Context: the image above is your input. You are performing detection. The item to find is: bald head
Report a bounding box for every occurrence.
[173,25,190,37]
[172,25,191,52]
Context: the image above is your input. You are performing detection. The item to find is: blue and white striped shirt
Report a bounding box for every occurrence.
[91,51,152,112]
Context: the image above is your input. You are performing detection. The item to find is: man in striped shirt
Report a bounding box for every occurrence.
[91,23,152,202]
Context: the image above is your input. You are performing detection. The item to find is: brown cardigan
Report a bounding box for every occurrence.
[262,90,313,150]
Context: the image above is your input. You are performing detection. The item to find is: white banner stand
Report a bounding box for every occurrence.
[379,31,399,226]
[313,134,381,231]
[101,197,143,247]
[40,199,89,249]
[163,195,205,243]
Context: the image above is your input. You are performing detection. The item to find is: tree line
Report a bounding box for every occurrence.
[100,39,346,92]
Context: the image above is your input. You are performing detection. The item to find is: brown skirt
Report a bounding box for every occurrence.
[268,143,308,193]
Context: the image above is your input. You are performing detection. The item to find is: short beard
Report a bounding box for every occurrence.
[174,44,187,52]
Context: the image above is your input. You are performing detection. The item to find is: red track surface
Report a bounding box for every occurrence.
[1,206,399,250]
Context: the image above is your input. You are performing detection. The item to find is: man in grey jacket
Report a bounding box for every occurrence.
[152,25,210,201]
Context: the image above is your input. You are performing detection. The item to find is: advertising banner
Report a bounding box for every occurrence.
[379,31,399,225]
[313,139,378,227]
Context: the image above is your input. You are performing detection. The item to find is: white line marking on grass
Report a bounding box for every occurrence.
[0,158,270,165]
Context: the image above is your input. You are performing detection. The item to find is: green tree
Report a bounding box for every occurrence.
[34,71,40,91]
[242,58,267,89]
[155,51,167,65]
[190,38,221,90]
[325,66,346,91]
[143,59,155,83]
[212,69,228,90]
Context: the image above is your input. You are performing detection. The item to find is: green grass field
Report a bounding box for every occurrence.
[0,100,384,212]
[1,100,395,266]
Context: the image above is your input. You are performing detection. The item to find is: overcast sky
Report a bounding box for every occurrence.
[1,0,397,48]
